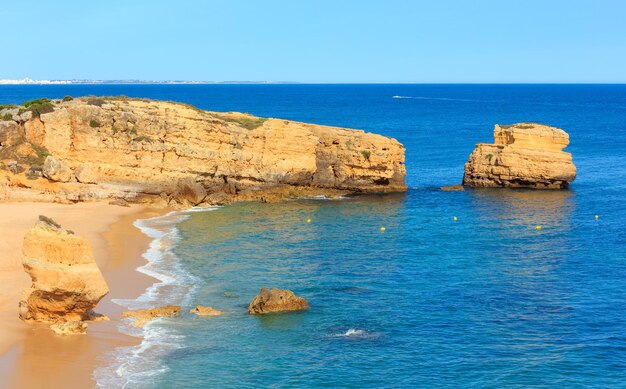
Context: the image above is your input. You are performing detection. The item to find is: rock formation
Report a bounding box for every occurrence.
[190,305,223,316]
[0,97,406,206]
[122,305,181,327]
[19,216,109,332]
[463,123,576,189]
[248,287,309,315]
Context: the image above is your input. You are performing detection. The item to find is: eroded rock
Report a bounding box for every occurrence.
[50,321,88,335]
[19,216,109,324]
[248,287,309,315]
[463,123,576,189]
[122,305,181,327]
[190,305,223,316]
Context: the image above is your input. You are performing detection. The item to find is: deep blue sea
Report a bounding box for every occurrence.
[2,84,626,388]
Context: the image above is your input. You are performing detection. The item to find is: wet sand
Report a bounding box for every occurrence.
[0,202,164,389]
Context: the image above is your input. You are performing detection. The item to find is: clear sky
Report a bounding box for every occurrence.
[2,0,625,82]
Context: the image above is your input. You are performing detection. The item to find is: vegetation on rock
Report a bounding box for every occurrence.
[20,98,55,117]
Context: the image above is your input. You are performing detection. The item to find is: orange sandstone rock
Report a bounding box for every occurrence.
[463,123,576,189]
[122,305,181,327]
[248,287,309,315]
[2,97,406,205]
[19,216,109,325]
[190,306,224,316]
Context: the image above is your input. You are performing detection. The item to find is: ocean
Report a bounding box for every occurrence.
[2,84,626,387]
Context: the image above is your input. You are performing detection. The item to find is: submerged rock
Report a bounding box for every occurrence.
[441,184,464,191]
[19,215,109,324]
[248,287,309,315]
[122,305,181,327]
[190,305,223,316]
[463,123,576,189]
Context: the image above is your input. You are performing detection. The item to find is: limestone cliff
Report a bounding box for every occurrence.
[463,123,576,189]
[0,97,406,205]
[19,216,109,329]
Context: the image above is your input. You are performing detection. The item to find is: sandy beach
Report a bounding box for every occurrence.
[0,202,164,389]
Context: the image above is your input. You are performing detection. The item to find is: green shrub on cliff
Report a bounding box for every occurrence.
[20,98,55,117]
[361,150,371,161]
[0,104,17,110]
[236,117,267,130]
[89,119,101,128]
[63,95,73,102]
[2,113,13,121]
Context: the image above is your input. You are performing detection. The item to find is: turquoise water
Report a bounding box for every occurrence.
[2,85,626,387]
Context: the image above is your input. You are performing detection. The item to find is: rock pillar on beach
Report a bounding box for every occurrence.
[19,215,109,329]
[463,123,576,189]
[248,287,309,314]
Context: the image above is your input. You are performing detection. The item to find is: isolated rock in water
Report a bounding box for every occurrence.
[50,321,88,335]
[248,287,309,315]
[122,305,181,327]
[441,184,464,191]
[19,215,109,323]
[190,305,223,316]
[43,155,73,183]
[463,123,576,189]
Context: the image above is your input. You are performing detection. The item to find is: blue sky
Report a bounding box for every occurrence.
[2,0,625,82]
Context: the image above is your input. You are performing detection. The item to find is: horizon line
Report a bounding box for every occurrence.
[1,79,625,86]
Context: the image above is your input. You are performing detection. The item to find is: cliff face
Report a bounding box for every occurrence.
[463,123,576,189]
[0,97,406,205]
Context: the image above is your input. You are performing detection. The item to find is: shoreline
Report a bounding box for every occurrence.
[0,201,166,389]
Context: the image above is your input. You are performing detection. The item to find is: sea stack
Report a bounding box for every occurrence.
[463,123,576,189]
[19,216,109,332]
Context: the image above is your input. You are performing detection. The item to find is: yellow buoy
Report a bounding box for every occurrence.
[453,216,458,221]
[595,215,599,220]
[306,218,311,223]
[535,225,542,230]
[380,227,386,231]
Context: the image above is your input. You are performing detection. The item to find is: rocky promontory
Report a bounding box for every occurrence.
[463,123,576,189]
[0,97,407,206]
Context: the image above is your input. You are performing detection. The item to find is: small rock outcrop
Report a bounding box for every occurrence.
[122,305,181,327]
[190,305,223,316]
[50,321,88,335]
[248,287,309,315]
[463,123,576,189]
[19,216,109,332]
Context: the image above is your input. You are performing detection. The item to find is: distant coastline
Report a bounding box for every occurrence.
[0,78,298,85]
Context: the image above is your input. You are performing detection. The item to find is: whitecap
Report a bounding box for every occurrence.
[332,328,378,339]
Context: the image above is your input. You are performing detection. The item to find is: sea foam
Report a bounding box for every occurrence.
[94,208,216,388]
